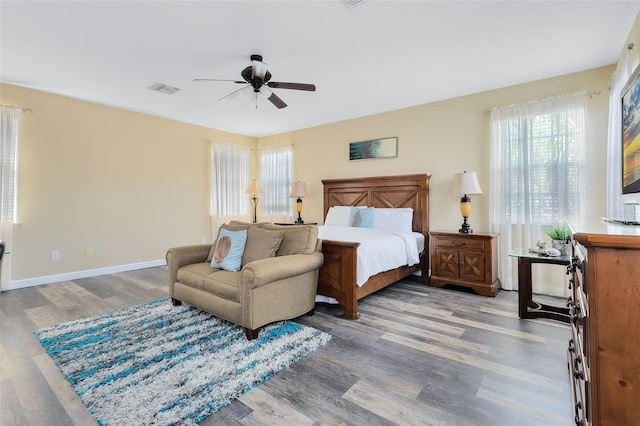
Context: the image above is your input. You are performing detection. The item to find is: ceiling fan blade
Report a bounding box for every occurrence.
[267,82,316,91]
[218,85,251,102]
[267,92,287,109]
[194,78,246,84]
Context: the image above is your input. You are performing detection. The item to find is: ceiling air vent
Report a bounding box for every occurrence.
[147,82,180,95]
[342,0,366,8]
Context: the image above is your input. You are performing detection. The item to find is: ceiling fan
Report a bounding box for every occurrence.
[194,54,316,109]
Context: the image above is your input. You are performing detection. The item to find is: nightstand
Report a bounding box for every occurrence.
[429,231,500,297]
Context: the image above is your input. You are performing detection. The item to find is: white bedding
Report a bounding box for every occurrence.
[317,225,423,287]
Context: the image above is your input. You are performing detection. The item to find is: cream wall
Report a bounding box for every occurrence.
[259,65,613,233]
[1,83,256,286]
[0,64,616,287]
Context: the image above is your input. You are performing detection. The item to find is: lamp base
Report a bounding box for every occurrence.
[459,217,473,233]
[250,197,258,224]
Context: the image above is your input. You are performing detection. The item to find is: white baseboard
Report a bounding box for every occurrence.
[5,259,167,291]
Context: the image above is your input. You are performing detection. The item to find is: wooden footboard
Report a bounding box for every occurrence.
[317,240,360,319]
[318,239,424,319]
[317,173,431,320]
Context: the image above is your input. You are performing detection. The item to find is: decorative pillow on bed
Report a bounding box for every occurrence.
[324,206,367,226]
[207,223,249,262]
[349,206,373,228]
[210,228,248,272]
[241,226,284,266]
[372,208,414,233]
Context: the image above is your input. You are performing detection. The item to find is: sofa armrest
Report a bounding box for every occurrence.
[166,244,211,288]
[242,252,324,289]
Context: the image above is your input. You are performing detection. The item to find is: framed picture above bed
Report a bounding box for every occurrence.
[349,137,397,161]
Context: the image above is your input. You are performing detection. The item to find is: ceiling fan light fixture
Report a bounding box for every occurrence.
[196,54,314,110]
[260,86,273,97]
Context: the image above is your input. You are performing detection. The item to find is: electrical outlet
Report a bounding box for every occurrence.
[51,250,60,261]
[201,237,208,243]
[85,248,93,257]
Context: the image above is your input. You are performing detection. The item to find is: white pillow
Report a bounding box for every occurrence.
[324,206,367,226]
[372,208,414,233]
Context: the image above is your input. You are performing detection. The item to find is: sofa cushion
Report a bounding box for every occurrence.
[242,226,284,266]
[176,263,240,302]
[207,223,250,262]
[210,228,248,272]
[262,223,318,255]
[202,270,241,302]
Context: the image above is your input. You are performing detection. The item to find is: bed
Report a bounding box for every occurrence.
[316,173,431,319]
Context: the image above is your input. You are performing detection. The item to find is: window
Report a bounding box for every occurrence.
[1,106,20,225]
[490,92,587,293]
[259,145,293,222]
[1,106,22,290]
[502,110,583,224]
[211,143,250,219]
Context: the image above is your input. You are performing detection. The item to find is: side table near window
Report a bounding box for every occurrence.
[274,222,317,226]
[509,249,570,323]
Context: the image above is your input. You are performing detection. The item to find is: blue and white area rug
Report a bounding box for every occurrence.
[34,299,331,425]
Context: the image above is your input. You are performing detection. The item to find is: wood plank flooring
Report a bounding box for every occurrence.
[0,267,572,425]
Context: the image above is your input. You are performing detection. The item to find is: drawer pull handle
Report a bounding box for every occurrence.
[451,241,466,247]
[574,357,582,370]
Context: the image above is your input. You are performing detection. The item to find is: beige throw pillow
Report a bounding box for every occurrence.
[241,226,284,266]
[262,223,318,256]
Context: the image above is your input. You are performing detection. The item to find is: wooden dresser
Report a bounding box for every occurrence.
[569,223,640,426]
[429,231,500,296]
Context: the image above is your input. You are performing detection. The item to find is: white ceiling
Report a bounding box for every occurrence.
[1,1,638,138]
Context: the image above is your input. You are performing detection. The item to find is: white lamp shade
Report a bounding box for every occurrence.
[246,180,262,195]
[289,181,308,198]
[452,171,483,196]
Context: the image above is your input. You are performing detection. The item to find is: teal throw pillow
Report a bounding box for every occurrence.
[349,206,373,228]
[210,228,248,272]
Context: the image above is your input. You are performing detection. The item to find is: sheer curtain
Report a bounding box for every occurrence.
[210,143,250,235]
[607,46,640,218]
[1,106,21,291]
[259,145,293,223]
[490,93,587,295]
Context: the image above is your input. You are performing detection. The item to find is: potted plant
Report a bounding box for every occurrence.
[545,222,572,256]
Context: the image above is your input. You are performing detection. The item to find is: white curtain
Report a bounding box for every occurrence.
[1,106,21,291]
[490,93,587,296]
[210,143,250,236]
[259,145,293,223]
[607,47,640,218]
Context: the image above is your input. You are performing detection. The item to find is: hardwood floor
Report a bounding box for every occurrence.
[0,267,572,425]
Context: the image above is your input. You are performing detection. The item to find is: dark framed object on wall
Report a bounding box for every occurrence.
[349,137,397,161]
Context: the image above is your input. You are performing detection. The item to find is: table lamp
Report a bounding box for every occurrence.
[245,179,262,223]
[451,171,483,233]
[289,181,308,224]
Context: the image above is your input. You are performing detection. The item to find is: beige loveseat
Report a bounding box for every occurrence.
[166,223,323,340]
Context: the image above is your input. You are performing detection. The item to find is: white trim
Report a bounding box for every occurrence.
[4,259,166,291]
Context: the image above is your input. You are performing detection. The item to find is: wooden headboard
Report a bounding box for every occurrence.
[322,173,431,238]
